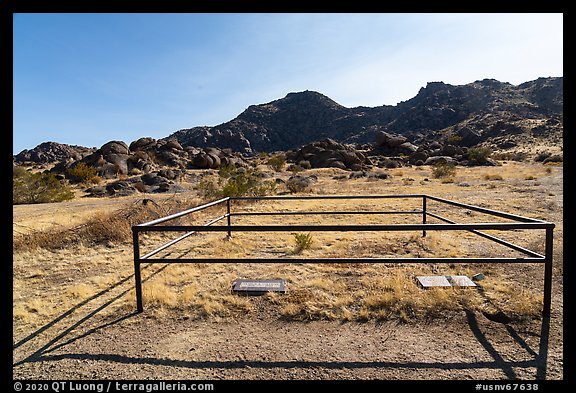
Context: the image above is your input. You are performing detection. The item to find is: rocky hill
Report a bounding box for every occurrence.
[12,77,563,198]
[166,77,563,154]
[14,77,562,168]
[13,142,96,165]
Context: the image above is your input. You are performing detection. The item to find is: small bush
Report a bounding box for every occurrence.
[13,196,202,251]
[286,176,313,193]
[431,162,456,179]
[293,232,313,254]
[493,151,527,162]
[446,134,463,144]
[287,164,304,174]
[534,152,551,162]
[483,174,503,181]
[267,154,286,171]
[13,167,75,204]
[66,162,100,184]
[198,166,276,199]
[467,147,492,163]
[543,154,563,164]
[217,164,238,179]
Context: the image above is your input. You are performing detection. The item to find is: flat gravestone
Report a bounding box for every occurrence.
[416,275,477,288]
[232,279,286,295]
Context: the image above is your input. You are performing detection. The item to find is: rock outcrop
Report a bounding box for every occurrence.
[13,142,95,164]
[286,138,372,171]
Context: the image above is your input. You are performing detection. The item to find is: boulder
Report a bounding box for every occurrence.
[287,138,371,171]
[129,137,156,151]
[424,156,458,166]
[286,174,317,193]
[398,142,418,154]
[100,140,129,156]
[106,153,130,175]
[457,127,482,147]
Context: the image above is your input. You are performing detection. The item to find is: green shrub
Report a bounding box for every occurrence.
[431,162,456,179]
[198,166,276,199]
[66,162,100,184]
[293,232,313,254]
[267,154,286,171]
[446,134,463,144]
[13,167,75,204]
[217,164,238,179]
[287,164,304,174]
[467,147,492,164]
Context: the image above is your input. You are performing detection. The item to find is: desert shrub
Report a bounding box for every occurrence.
[286,176,314,193]
[293,232,313,253]
[298,160,312,170]
[446,134,463,144]
[13,197,201,251]
[66,162,100,184]
[431,162,456,179]
[467,147,492,163]
[198,166,276,199]
[267,154,286,171]
[484,173,504,181]
[287,164,304,174]
[219,164,242,178]
[13,167,75,204]
[543,154,563,164]
[493,151,527,162]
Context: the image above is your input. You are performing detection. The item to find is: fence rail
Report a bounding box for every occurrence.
[131,194,554,317]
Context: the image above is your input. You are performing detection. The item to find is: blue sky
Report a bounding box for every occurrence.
[12,13,563,154]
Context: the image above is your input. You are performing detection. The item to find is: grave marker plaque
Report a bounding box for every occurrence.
[232,279,286,295]
[416,275,477,288]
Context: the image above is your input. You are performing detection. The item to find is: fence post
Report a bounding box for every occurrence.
[422,195,427,237]
[132,228,143,313]
[542,225,554,318]
[227,198,232,239]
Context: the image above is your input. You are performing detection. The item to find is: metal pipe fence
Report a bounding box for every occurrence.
[131,194,554,317]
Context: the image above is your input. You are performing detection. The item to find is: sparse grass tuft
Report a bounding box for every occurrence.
[483,174,504,181]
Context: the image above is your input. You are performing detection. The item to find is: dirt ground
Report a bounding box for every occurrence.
[12,162,565,383]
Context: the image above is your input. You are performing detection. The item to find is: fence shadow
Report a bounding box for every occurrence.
[15,308,551,379]
[13,263,169,367]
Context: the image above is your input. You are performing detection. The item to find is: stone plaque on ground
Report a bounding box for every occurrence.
[416,275,477,288]
[232,279,286,295]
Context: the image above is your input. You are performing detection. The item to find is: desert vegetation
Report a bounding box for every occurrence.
[13,166,75,204]
[13,160,563,339]
[197,165,277,198]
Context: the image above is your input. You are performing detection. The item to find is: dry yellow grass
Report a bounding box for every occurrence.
[13,161,562,339]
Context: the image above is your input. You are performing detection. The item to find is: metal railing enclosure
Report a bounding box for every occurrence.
[131,194,554,317]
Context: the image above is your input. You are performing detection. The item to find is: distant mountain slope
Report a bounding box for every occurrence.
[167,77,563,153]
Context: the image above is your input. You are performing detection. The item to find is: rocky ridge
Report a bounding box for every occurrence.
[166,77,563,154]
[13,77,563,197]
